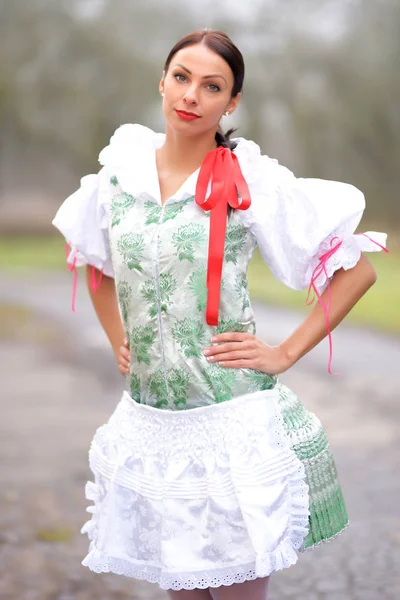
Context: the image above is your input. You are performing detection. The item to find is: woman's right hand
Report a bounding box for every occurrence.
[116,338,130,376]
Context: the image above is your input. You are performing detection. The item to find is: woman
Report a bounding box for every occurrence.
[53,29,387,600]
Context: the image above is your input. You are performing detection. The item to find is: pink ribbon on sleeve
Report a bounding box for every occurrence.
[66,243,79,313]
[306,237,342,375]
[307,233,388,374]
[66,243,103,313]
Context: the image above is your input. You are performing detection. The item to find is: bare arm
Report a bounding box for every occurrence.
[203,253,378,374]
[86,266,127,367]
[280,253,377,366]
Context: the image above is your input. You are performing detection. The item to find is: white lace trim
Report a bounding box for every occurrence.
[309,237,363,291]
[307,229,387,292]
[82,545,299,590]
[90,389,291,461]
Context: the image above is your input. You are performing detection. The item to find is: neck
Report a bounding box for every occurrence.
[157,124,218,173]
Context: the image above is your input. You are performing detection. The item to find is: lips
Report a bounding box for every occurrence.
[176,110,199,118]
[176,110,200,121]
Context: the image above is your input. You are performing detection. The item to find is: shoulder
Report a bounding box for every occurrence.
[98,123,165,168]
[233,136,292,190]
[234,136,365,214]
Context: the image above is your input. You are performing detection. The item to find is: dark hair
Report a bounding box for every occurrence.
[163,29,244,151]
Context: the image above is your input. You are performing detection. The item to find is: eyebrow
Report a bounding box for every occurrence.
[173,63,227,83]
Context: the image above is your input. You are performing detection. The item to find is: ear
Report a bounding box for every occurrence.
[226,92,241,115]
[159,70,166,96]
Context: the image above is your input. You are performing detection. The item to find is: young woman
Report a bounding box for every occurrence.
[53,29,387,600]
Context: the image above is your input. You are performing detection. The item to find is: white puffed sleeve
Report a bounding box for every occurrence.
[235,139,387,292]
[52,170,114,278]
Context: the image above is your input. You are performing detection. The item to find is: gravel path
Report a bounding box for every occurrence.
[0,271,399,599]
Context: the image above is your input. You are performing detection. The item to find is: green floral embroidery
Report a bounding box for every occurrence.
[140,279,157,318]
[130,324,155,365]
[214,320,245,335]
[247,369,277,392]
[172,318,206,358]
[117,280,132,324]
[110,175,118,186]
[148,370,169,408]
[201,364,237,403]
[130,372,141,402]
[141,271,177,317]
[163,197,193,222]
[144,200,161,225]
[172,223,207,262]
[235,273,250,310]
[159,271,178,311]
[148,368,190,408]
[168,368,190,407]
[188,266,207,312]
[224,223,248,264]
[117,233,145,271]
[111,192,136,227]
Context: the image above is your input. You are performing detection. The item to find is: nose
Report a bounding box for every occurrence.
[183,83,199,106]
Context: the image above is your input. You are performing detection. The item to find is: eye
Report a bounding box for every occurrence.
[207,83,221,92]
[174,73,187,83]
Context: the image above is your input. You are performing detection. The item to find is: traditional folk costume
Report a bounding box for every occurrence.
[53,124,387,591]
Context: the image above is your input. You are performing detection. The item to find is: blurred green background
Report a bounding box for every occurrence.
[0,0,399,333]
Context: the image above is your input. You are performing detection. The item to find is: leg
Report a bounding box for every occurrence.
[167,589,213,600]
[210,577,270,600]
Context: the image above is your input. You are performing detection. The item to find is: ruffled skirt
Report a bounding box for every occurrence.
[81,383,348,590]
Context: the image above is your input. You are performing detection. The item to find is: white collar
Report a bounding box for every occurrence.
[98,123,263,203]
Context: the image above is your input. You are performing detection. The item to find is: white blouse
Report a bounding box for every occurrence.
[52,123,387,290]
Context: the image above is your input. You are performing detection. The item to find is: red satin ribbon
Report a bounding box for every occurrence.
[66,243,103,313]
[195,146,251,325]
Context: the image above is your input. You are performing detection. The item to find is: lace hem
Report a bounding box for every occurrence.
[82,541,299,591]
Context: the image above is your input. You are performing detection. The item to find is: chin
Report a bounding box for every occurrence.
[168,116,203,136]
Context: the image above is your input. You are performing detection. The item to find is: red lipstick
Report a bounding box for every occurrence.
[176,110,200,121]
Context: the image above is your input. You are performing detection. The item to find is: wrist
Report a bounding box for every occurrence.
[278,341,299,371]
[111,338,124,361]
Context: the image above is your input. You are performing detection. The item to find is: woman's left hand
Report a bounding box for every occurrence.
[203,332,293,375]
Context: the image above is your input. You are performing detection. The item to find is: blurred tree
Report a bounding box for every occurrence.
[236,0,400,225]
[0,0,398,229]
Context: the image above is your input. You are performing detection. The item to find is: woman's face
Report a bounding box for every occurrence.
[159,43,240,136]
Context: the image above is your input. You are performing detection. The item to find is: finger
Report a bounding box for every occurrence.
[206,349,256,363]
[204,341,253,356]
[118,364,129,375]
[123,338,129,348]
[219,359,254,368]
[211,332,254,344]
[119,355,130,368]
[120,346,130,360]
